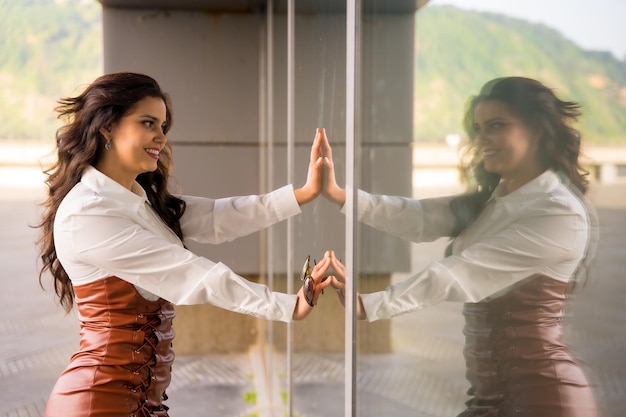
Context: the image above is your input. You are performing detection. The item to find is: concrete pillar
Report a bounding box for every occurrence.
[98,1,419,353]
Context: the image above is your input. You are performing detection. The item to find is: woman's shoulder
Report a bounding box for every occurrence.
[56,181,117,222]
[534,173,590,219]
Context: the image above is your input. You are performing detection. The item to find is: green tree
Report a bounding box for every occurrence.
[415,6,626,144]
[0,0,102,141]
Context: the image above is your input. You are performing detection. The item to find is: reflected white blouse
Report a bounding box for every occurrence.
[54,166,301,322]
[357,170,594,322]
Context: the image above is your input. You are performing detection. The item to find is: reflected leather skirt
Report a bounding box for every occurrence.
[458,275,598,417]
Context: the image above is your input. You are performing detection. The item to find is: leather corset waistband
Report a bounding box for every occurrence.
[462,275,587,402]
[71,277,175,412]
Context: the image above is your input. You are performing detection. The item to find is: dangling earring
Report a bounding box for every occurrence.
[105,136,112,150]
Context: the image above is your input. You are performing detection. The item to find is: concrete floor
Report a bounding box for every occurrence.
[1,173,625,417]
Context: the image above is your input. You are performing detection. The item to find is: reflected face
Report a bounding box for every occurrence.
[472,99,541,181]
[106,96,168,181]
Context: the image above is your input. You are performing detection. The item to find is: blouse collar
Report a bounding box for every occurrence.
[491,170,561,212]
[81,166,149,205]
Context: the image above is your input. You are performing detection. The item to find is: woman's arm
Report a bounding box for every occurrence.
[326,206,588,322]
[180,186,300,244]
[349,192,457,242]
[363,208,587,321]
[319,129,456,242]
[58,207,329,322]
[180,128,326,244]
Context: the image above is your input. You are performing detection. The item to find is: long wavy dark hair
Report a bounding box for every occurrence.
[37,72,186,312]
[450,76,588,236]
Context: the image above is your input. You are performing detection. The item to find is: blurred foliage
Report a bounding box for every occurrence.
[415,6,626,144]
[0,0,102,141]
[0,2,625,144]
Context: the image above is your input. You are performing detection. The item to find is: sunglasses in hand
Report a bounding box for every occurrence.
[301,255,320,307]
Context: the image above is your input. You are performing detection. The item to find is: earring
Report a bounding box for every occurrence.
[105,137,112,150]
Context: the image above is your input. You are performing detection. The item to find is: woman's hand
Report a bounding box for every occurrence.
[294,128,325,206]
[319,129,346,206]
[293,251,335,320]
[323,250,367,320]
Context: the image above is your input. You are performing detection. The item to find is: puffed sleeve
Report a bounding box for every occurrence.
[180,184,301,244]
[60,204,297,322]
[360,207,588,322]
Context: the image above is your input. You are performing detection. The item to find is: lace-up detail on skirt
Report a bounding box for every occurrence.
[45,277,175,417]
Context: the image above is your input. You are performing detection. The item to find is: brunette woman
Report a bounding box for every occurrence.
[322,77,599,417]
[38,72,332,417]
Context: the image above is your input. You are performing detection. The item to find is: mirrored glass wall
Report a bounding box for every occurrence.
[262,1,467,416]
[259,1,619,416]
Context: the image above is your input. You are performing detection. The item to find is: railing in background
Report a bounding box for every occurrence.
[1,143,625,187]
[410,144,626,187]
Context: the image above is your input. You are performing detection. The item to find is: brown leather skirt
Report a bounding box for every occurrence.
[44,277,175,417]
[44,365,169,417]
[458,375,598,417]
[459,276,599,417]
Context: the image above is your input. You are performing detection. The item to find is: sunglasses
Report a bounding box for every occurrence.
[301,255,316,307]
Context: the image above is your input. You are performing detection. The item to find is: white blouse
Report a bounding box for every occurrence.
[54,166,301,322]
[356,170,595,322]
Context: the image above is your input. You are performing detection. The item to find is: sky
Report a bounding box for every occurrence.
[431,0,626,60]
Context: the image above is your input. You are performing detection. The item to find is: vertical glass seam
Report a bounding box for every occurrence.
[345,1,360,417]
[264,1,276,416]
[286,1,295,417]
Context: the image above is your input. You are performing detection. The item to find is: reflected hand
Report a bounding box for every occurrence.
[319,129,346,206]
[326,251,346,293]
[322,250,367,320]
[294,128,325,206]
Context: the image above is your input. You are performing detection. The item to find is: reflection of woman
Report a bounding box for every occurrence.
[37,72,332,417]
[322,77,599,417]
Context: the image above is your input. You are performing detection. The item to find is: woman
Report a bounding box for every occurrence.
[321,77,599,417]
[37,72,332,417]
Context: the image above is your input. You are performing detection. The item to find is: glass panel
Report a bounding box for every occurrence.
[353,1,624,417]
[356,2,460,416]
[264,1,347,416]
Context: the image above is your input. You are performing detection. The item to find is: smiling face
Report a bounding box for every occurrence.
[472,99,544,192]
[97,96,168,189]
